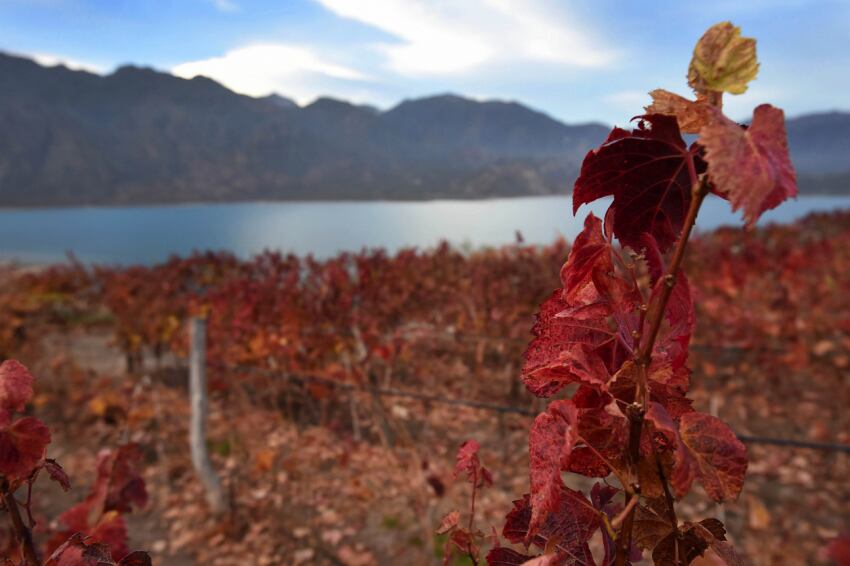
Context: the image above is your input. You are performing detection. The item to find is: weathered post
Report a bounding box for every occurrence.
[189,317,227,514]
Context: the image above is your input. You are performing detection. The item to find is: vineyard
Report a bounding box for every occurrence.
[2,20,850,566]
[0,208,847,565]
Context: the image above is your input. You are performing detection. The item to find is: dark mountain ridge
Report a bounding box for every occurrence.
[0,52,847,206]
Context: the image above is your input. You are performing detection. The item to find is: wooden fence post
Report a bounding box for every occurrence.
[189,317,227,515]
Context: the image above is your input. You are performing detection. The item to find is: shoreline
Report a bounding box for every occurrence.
[0,190,848,212]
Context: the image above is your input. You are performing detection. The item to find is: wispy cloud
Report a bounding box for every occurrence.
[171,43,372,103]
[209,0,240,13]
[314,0,616,76]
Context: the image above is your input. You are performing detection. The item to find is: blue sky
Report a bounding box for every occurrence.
[1,0,848,125]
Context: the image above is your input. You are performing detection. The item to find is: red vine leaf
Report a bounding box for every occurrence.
[573,114,704,252]
[559,214,612,303]
[455,439,492,487]
[676,412,748,501]
[522,288,615,397]
[90,445,149,515]
[569,387,630,478]
[645,90,718,134]
[502,495,533,544]
[436,510,461,534]
[0,416,51,480]
[653,528,710,566]
[651,518,729,565]
[523,214,637,398]
[44,458,72,491]
[688,518,745,566]
[45,533,86,566]
[0,360,34,417]
[528,400,579,538]
[500,489,599,565]
[633,500,674,552]
[701,104,797,226]
[81,540,115,563]
[678,412,747,502]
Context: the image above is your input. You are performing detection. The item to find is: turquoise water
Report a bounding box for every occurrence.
[0,195,848,264]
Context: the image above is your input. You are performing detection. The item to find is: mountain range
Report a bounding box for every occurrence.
[0,51,848,207]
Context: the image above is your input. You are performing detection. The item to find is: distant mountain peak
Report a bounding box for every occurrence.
[260,93,299,109]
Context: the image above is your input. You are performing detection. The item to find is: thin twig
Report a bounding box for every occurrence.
[611,495,639,529]
[1,478,40,566]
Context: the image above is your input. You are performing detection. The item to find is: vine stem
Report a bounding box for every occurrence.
[1,478,40,566]
[657,458,682,566]
[614,174,709,566]
[467,467,479,566]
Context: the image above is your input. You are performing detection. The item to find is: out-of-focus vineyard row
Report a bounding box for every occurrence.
[1,210,848,566]
[3,211,849,393]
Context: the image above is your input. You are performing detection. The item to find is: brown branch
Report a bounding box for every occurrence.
[657,458,679,534]
[614,175,709,566]
[611,494,639,529]
[1,478,40,566]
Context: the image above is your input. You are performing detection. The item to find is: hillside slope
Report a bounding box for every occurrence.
[0,52,847,205]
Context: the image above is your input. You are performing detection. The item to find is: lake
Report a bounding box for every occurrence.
[1,195,849,265]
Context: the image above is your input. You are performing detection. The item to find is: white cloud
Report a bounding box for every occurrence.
[209,0,239,12]
[31,53,106,74]
[604,90,651,110]
[171,43,372,103]
[313,0,615,76]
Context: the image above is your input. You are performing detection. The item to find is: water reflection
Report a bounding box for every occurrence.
[0,195,847,264]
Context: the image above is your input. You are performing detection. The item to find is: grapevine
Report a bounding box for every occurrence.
[484,22,798,566]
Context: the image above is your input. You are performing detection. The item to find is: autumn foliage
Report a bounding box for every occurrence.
[0,19,845,566]
[0,360,150,566]
[479,22,798,566]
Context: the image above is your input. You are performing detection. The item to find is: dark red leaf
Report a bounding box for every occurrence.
[653,527,709,565]
[573,114,704,252]
[81,541,114,563]
[45,533,87,566]
[633,500,674,552]
[44,458,72,491]
[501,488,599,565]
[0,416,51,480]
[87,445,148,516]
